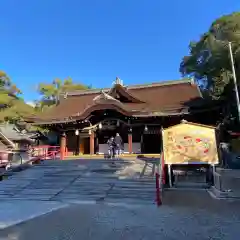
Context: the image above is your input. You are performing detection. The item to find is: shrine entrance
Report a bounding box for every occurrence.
[142,134,162,154]
[64,108,165,156]
[95,119,132,154]
[141,128,162,154]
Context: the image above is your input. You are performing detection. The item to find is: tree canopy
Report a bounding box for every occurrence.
[0,71,34,123]
[0,72,92,123]
[36,77,91,111]
[180,12,240,99]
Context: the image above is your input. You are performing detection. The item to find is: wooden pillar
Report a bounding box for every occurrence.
[128,133,132,154]
[90,132,95,155]
[60,132,66,160]
[79,138,84,154]
[76,135,80,155]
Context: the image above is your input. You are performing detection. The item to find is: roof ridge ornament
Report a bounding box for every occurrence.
[114,77,123,86]
[93,90,122,103]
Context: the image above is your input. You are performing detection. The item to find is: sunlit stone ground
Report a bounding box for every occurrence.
[1,192,240,240]
[0,158,240,239]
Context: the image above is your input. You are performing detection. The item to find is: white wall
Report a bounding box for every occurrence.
[123,143,141,154]
[98,142,141,154]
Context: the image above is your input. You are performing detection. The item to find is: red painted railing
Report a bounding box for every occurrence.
[30,145,61,160]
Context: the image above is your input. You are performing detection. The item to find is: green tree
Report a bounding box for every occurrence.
[0,71,35,122]
[0,71,22,106]
[180,12,240,99]
[36,77,91,111]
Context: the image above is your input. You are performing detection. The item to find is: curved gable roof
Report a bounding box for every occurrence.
[108,84,144,103]
[27,79,203,124]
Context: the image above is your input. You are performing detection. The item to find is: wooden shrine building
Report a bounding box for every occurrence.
[26,78,220,156]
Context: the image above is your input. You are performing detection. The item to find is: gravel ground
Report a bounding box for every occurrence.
[1,190,240,240]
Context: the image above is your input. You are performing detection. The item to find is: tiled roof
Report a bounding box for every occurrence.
[27,79,203,124]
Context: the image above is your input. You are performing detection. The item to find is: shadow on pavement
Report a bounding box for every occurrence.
[162,188,240,214]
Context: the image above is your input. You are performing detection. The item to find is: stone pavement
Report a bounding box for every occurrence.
[0,201,68,229]
[1,159,240,239]
[0,158,157,230]
[0,158,156,205]
[1,197,240,240]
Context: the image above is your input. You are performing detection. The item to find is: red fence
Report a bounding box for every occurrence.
[0,145,68,169]
[30,145,61,160]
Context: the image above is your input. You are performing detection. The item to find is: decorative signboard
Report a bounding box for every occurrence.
[162,121,219,165]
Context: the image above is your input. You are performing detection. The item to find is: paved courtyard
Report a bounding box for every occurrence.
[0,158,157,205]
[0,158,240,239]
[1,196,240,240]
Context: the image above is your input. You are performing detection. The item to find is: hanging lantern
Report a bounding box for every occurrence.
[144,125,148,132]
[99,122,102,129]
[116,120,120,127]
[88,129,92,135]
[75,129,79,136]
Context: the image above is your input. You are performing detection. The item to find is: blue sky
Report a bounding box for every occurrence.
[1,0,240,102]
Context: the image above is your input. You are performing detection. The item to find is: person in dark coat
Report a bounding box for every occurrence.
[114,133,123,159]
[107,136,115,159]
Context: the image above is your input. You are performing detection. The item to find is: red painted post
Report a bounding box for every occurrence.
[155,172,162,206]
[128,133,132,154]
[90,132,94,155]
[60,133,66,160]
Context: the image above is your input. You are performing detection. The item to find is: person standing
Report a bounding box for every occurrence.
[114,133,123,159]
[107,136,115,159]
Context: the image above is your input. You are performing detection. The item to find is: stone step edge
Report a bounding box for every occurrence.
[208,187,240,200]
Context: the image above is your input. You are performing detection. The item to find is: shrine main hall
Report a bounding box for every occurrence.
[26,78,219,156]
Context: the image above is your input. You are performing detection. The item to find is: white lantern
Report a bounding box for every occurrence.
[88,129,92,135]
[144,125,148,132]
[75,129,79,135]
[99,123,102,129]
